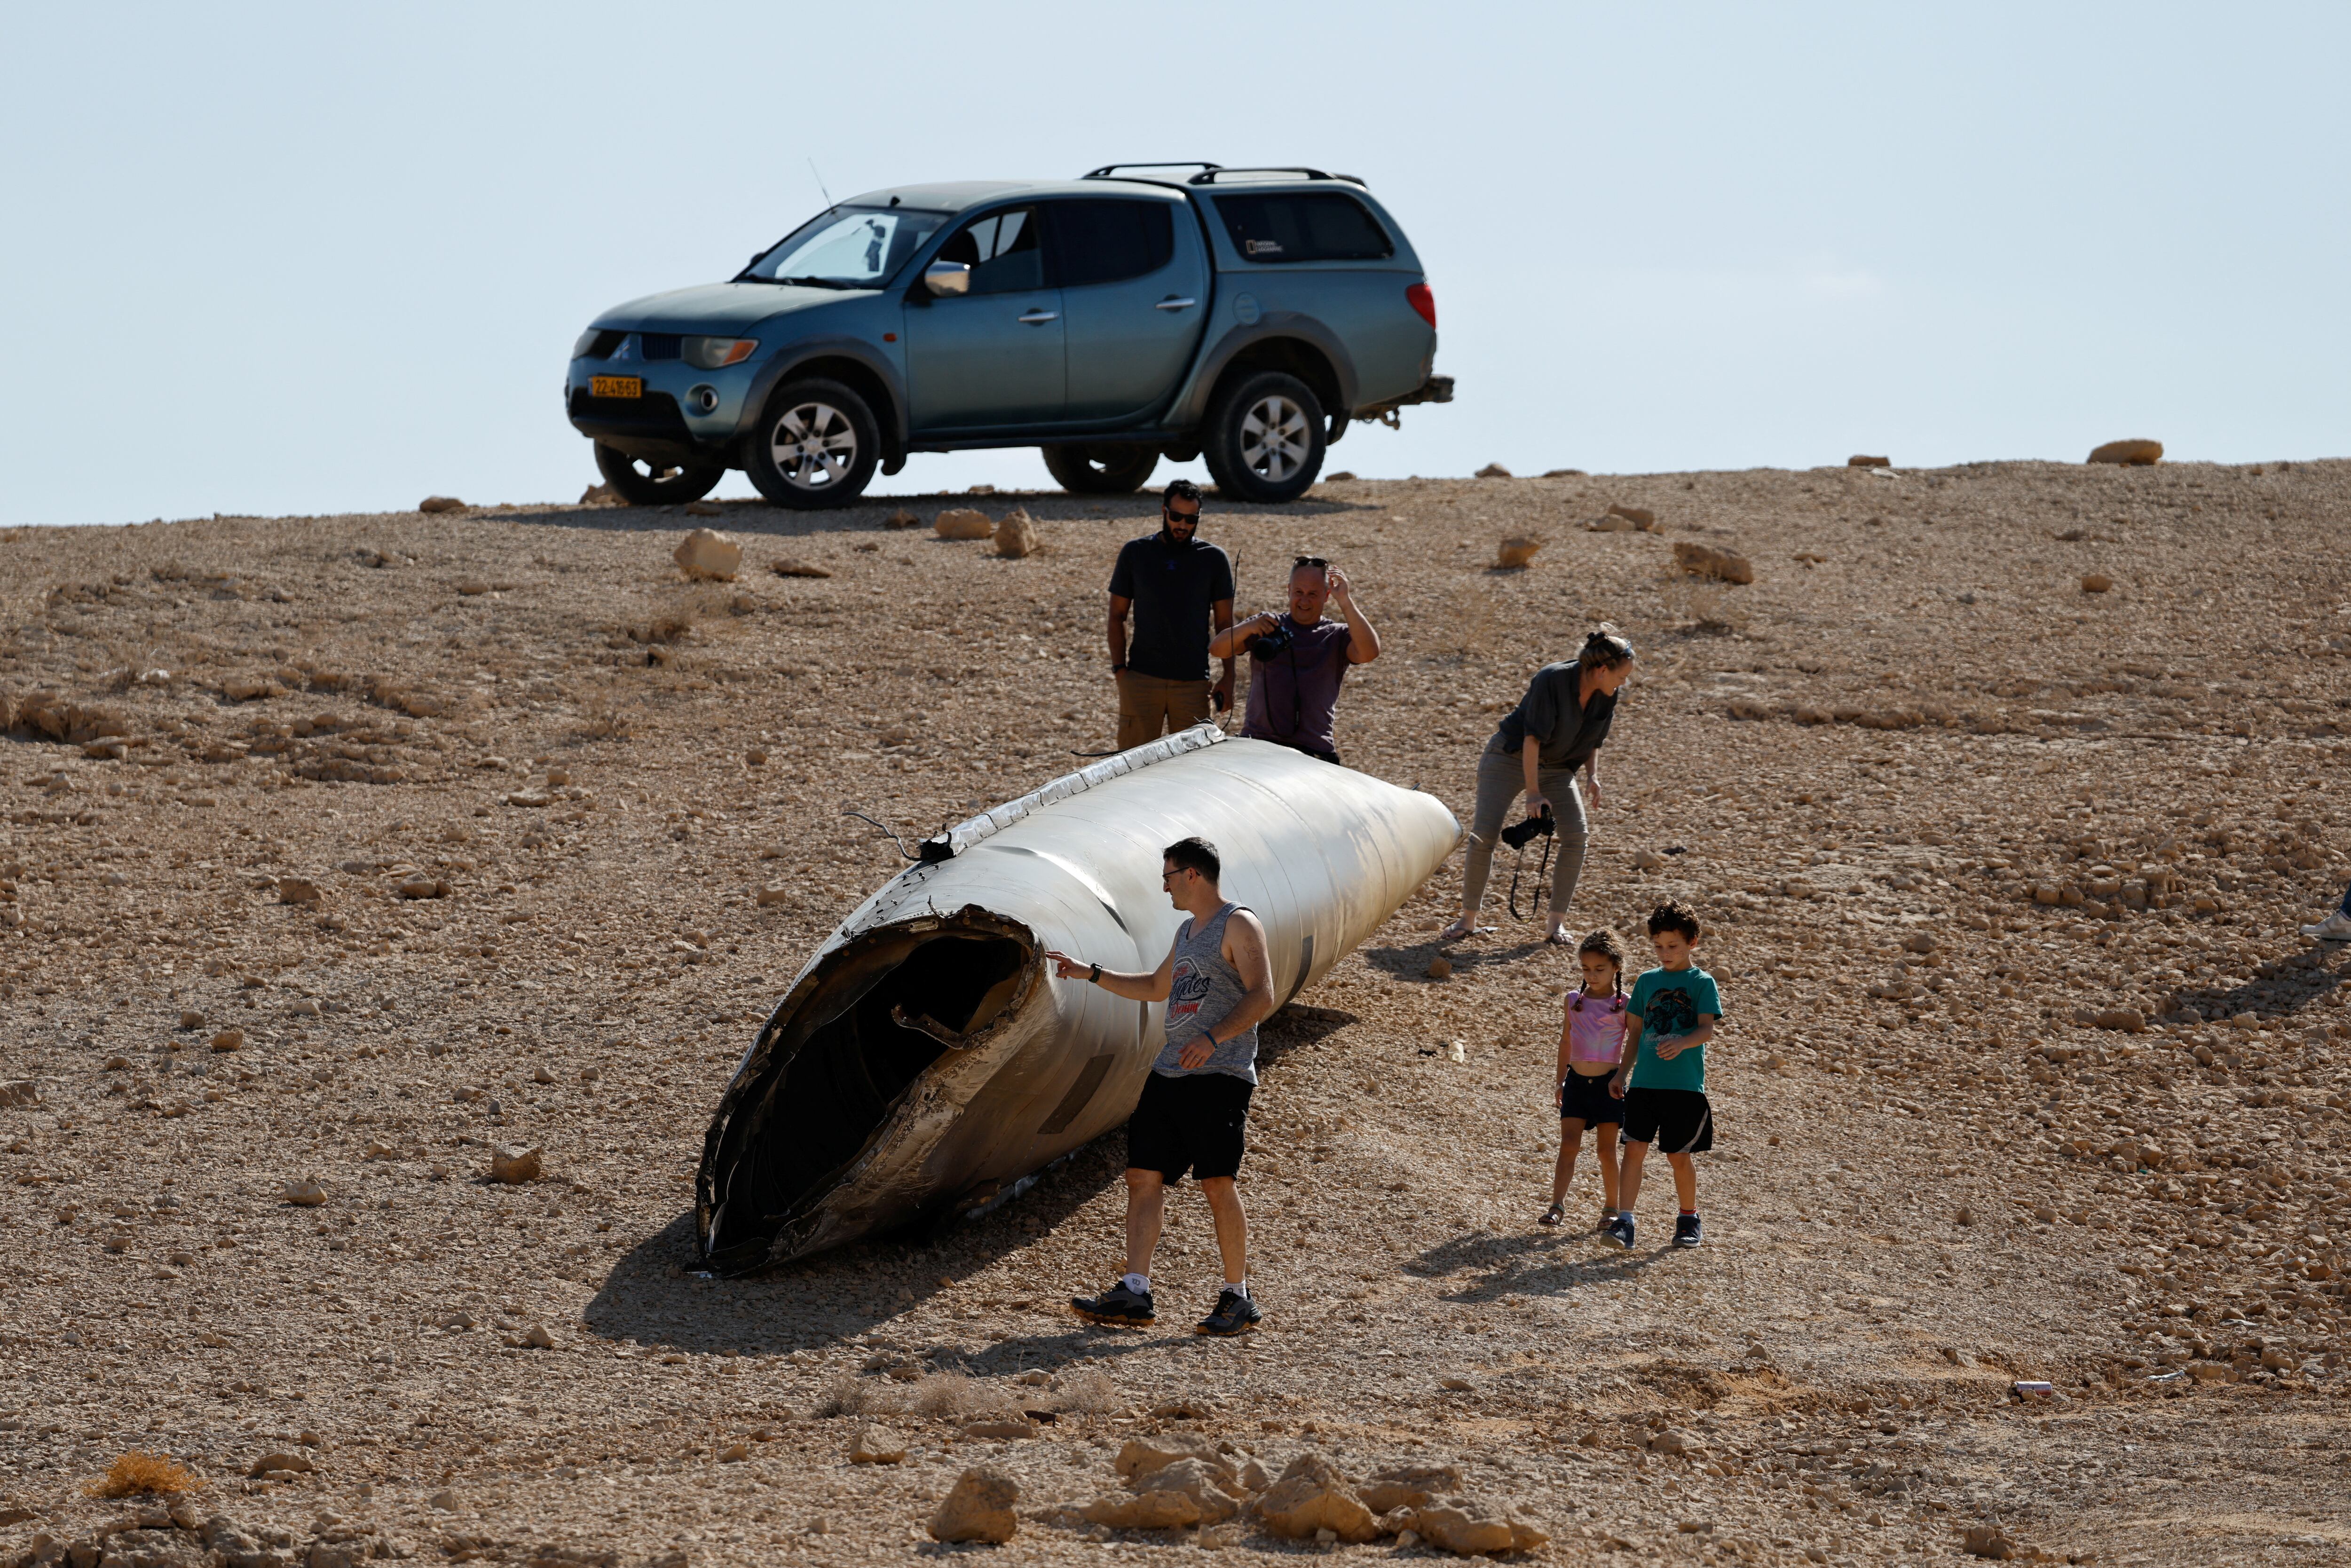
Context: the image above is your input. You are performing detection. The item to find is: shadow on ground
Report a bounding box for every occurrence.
[1408,1225,1678,1304]
[507,492,1381,543]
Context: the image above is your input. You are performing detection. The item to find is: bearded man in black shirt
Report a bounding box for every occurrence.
[1105,480,1236,750]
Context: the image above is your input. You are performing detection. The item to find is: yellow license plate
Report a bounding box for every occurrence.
[590,375,642,399]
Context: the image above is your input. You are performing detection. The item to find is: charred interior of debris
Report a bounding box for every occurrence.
[701,914,1033,1265]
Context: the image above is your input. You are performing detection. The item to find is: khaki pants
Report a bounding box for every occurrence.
[1117,670,1214,751]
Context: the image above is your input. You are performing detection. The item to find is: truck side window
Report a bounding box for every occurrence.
[934,206,1044,294]
[1049,200,1176,287]
[1214,193,1393,263]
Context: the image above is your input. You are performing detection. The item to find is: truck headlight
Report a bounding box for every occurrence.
[684,337,758,370]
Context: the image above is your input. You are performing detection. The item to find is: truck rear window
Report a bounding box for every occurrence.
[1214,193,1393,263]
[1051,200,1176,287]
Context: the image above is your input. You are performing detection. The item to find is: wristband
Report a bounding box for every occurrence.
[1111,663,1126,674]
[1088,962,1101,984]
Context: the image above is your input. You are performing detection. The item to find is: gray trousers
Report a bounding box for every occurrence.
[1461,743,1589,921]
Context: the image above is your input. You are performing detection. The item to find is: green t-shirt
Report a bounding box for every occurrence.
[1627,964,1722,1094]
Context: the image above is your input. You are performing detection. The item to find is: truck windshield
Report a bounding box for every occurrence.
[739,208,947,289]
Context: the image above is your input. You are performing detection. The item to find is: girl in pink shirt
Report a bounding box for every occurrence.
[1542,929,1630,1229]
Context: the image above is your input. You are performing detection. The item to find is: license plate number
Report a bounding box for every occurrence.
[590,376,642,399]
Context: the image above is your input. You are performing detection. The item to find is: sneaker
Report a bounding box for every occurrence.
[2301,912,2351,942]
[1195,1287,1263,1337]
[1070,1281,1155,1328]
[1603,1212,1635,1249]
[1673,1213,1704,1248]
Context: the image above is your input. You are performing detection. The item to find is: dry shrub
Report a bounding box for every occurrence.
[1057,1366,1118,1415]
[907,1369,991,1419]
[625,615,694,646]
[811,1373,868,1419]
[87,1450,202,1498]
[575,702,636,741]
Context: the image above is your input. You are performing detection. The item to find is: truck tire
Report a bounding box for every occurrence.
[594,442,725,507]
[1200,371,1325,504]
[743,378,879,509]
[1041,443,1159,495]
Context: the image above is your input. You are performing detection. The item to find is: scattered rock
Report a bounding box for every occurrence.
[418,496,466,513]
[1435,1377,1473,1393]
[934,509,995,540]
[1326,471,1357,482]
[1474,463,1512,480]
[1672,541,1756,585]
[247,1451,316,1478]
[513,1323,557,1349]
[1115,1435,1232,1485]
[1359,1464,1461,1514]
[850,1425,907,1465]
[673,528,742,582]
[1956,1206,1977,1227]
[1411,1497,1521,1556]
[221,676,283,702]
[0,1080,40,1109]
[928,1465,1019,1544]
[396,877,450,899]
[1848,455,1891,467]
[1650,1427,1702,1456]
[1253,1453,1378,1544]
[2081,574,2114,593]
[281,1179,326,1207]
[883,508,922,529]
[488,1145,544,1184]
[1494,537,1540,569]
[2092,1008,2146,1033]
[755,885,791,907]
[1608,504,1656,528]
[178,1011,205,1031]
[209,1030,244,1053]
[962,1418,1038,1441]
[578,482,620,506]
[1084,1489,1202,1530]
[1632,849,1665,871]
[2087,440,2162,466]
[1962,1522,2017,1559]
[769,560,832,579]
[276,879,323,906]
[994,509,1041,559]
[717,1442,749,1463]
[1426,956,1452,980]
[682,501,723,519]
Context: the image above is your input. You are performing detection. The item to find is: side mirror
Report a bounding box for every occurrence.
[923,261,972,299]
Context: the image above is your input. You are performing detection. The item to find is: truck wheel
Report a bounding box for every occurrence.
[743,379,878,509]
[1041,443,1159,495]
[1201,371,1325,504]
[594,443,725,506]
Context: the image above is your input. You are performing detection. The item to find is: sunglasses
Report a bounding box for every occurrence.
[1164,507,1201,523]
[1294,555,1329,569]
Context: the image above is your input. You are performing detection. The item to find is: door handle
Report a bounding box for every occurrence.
[1155,297,1198,311]
[1017,310,1059,324]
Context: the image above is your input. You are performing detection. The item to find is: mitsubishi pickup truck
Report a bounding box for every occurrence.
[564,163,1452,509]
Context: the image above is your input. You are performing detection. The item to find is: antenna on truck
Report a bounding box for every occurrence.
[808,159,838,213]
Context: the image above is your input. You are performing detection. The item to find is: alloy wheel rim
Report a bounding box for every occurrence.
[770,401,857,489]
[1239,395,1310,482]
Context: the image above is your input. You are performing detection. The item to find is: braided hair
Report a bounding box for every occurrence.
[1571,927,1628,1007]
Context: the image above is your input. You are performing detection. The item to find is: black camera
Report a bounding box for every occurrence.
[1249,619,1294,660]
[1500,809,1554,851]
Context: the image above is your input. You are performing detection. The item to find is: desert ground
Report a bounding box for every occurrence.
[1,457,2347,1568]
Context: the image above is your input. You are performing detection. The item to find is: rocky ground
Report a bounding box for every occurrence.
[0,458,2347,1568]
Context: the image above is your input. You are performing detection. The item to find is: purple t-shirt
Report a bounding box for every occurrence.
[1242,618,1353,756]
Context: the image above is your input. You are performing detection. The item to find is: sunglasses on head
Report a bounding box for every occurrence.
[1294,555,1329,569]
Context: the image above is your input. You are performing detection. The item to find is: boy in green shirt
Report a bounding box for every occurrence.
[1606,899,1721,1249]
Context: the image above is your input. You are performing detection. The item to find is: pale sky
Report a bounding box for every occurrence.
[4,1,2345,526]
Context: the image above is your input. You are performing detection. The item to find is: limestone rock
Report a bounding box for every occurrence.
[282,1179,327,1208]
[1632,849,1665,871]
[1963,1522,2017,1559]
[755,885,791,907]
[683,501,723,519]
[1608,504,1656,528]
[2087,440,2162,466]
[1672,541,1755,585]
[883,508,922,529]
[1359,1464,1462,1514]
[0,1079,40,1108]
[247,1451,315,1478]
[1495,537,1540,569]
[928,1465,1018,1544]
[962,1417,1038,1441]
[994,509,1040,558]
[1254,1453,1377,1544]
[1137,1458,1244,1522]
[1475,463,1512,479]
[1848,455,1891,467]
[489,1144,544,1184]
[1650,1427,1702,1456]
[1426,956,1452,980]
[209,1030,244,1053]
[2081,574,2114,593]
[2092,1008,2146,1033]
[934,509,994,540]
[276,879,323,906]
[849,1425,907,1465]
[513,1323,557,1349]
[1115,1435,1232,1485]
[1411,1498,1517,1556]
[221,676,283,702]
[769,559,832,579]
[673,528,742,582]
[1083,1489,1201,1530]
[1326,470,1357,482]
[418,496,465,513]
[578,482,620,506]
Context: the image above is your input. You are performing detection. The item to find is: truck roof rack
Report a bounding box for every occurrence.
[1187,166,1365,188]
[1082,162,1223,180]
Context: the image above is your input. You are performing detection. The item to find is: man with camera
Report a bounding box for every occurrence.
[1107,480,1236,751]
[1209,556,1381,764]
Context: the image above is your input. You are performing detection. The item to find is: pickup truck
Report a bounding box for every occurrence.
[565,163,1452,509]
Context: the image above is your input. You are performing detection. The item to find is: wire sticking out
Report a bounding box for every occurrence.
[842,809,918,861]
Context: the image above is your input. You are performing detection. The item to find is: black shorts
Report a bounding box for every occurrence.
[1127,1070,1254,1182]
[1621,1087,1713,1153]
[1559,1072,1624,1127]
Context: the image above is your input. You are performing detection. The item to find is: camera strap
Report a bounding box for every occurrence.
[1507,831,1554,924]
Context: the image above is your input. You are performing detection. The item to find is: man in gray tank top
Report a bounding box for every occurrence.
[1047,836,1275,1336]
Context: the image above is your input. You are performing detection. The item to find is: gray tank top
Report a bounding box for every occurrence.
[1153,901,1258,1083]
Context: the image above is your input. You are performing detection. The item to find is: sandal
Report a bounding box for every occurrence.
[1438,917,1481,943]
[1538,1202,1565,1228]
[1542,928,1577,946]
